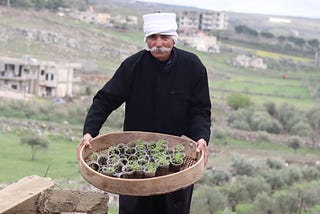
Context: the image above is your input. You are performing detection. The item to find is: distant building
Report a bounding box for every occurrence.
[178,10,228,33]
[97,13,111,24]
[269,17,292,24]
[179,11,200,33]
[70,10,138,29]
[200,11,228,31]
[233,54,267,69]
[0,56,81,97]
[180,31,220,53]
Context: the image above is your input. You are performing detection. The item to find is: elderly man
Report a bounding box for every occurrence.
[77,12,211,214]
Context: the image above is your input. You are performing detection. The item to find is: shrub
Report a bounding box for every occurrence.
[266,158,283,170]
[291,181,320,211]
[210,169,230,185]
[301,166,320,181]
[239,176,271,202]
[231,157,259,177]
[191,185,226,214]
[227,107,253,130]
[253,192,274,214]
[290,121,311,137]
[273,192,300,214]
[226,92,251,110]
[263,101,277,117]
[212,127,229,139]
[277,103,306,134]
[249,111,282,134]
[280,166,302,186]
[262,169,286,190]
[306,107,320,145]
[256,131,271,143]
[229,120,251,131]
[307,107,320,129]
[285,137,301,150]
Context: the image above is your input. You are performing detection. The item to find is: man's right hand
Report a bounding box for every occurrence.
[77,133,93,160]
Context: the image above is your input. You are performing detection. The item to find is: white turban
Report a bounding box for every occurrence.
[143,13,179,49]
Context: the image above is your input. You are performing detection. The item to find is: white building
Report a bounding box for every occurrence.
[0,56,81,97]
[179,10,228,33]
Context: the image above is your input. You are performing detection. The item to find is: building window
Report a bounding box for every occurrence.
[46,73,49,80]
[5,64,15,71]
[41,70,45,75]
[51,74,54,80]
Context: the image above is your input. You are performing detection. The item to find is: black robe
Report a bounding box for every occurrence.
[83,47,211,142]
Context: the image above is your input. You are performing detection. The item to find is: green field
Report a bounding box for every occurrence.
[0,133,84,187]
[1,129,319,214]
[200,51,319,110]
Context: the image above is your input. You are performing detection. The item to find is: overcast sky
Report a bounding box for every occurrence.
[139,0,320,19]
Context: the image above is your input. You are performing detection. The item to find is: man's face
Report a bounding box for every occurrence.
[146,34,174,61]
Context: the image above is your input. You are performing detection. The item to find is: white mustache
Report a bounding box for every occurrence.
[149,46,171,53]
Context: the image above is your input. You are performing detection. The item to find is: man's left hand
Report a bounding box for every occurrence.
[196,138,208,166]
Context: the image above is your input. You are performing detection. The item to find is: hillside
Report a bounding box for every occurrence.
[0,6,141,75]
[227,12,320,39]
[1,2,319,66]
[1,5,319,113]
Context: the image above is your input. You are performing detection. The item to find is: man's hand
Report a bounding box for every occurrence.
[196,138,208,166]
[77,133,93,160]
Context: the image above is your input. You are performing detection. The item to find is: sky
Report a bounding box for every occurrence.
[139,0,320,19]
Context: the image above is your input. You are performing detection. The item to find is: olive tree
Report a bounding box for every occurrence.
[191,185,226,214]
[226,181,247,213]
[249,111,282,134]
[262,169,286,191]
[240,176,271,202]
[230,157,259,177]
[253,192,274,214]
[227,92,251,110]
[277,103,310,136]
[227,107,252,131]
[273,192,300,214]
[285,137,301,151]
[306,107,320,146]
[209,169,230,186]
[20,136,50,160]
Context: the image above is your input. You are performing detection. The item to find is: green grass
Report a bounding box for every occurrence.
[217,138,319,155]
[204,51,318,110]
[211,80,310,98]
[209,136,320,170]
[0,132,84,188]
[255,49,312,63]
[245,94,316,109]
[108,205,118,214]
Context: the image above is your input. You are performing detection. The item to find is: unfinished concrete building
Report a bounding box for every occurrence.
[200,11,228,31]
[178,10,228,33]
[0,56,81,98]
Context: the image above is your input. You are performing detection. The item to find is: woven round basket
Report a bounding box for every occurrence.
[79,131,204,196]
